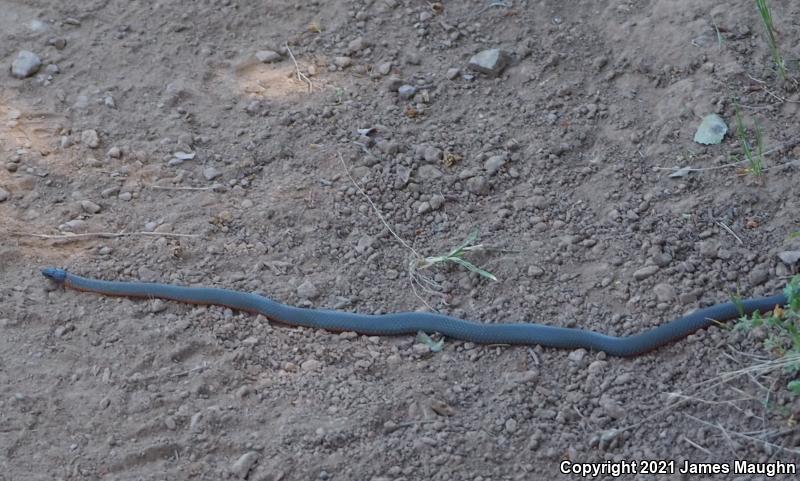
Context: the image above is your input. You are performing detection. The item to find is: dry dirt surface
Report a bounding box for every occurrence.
[3,0,800,479]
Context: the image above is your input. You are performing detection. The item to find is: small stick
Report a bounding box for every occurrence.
[285,42,313,93]
[12,231,199,240]
[717,221,744,245]
[148,185,214,191]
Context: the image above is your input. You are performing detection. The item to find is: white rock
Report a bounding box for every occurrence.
[11,51,42,78]
[81,129,100,148]
[255,50,281,63]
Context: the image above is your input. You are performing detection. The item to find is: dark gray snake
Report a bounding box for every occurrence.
[41,267,786,357]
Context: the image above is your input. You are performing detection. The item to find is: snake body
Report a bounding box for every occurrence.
[41,267,786,357]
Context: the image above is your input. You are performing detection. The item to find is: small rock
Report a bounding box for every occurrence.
[60,219,87,233]
[80,200,102,214]
[104,96,116,108]
[297,280,319,299]
[778,251,800,265]
[505,418,518,433]
[376,61,392,75]
[398,84,417,99]
[333,56,352,68]
[421,146,442,163]
[466,176,489,195]
[527,266,545,277]
[653,283,676,302]
[417,202,431,214]
[231,451,260,479]
[468,49,511,77]
[484,154,507,175]
[633,265,659,281]
[651,252,673,267]
[255,50,281,63]
[107,146,122,159]
[568,349,586,364]
[348,36,368,54]
[81,129,100,148]
[446,67,460,80]
[429,194,444,210]
[748,267,769,286]
[11,51,42,78]
[203,167,222,181]
[599,396,625,419]
[45,64,60,75]
[0,187,9,202]
[118,192,132,201]
[417,164,443,180]
[150,299,167,313]
[48,37,67,50]
[301,359,322,371]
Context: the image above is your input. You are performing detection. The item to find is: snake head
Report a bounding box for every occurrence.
[41,267,67,283]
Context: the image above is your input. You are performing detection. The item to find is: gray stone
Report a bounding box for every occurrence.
[11,51,42,78]
[255,50,281,63]
[653,283,676,302]
[417,164,443,180]
[633,265,659,281]
[333,56,352,68]
[651,252,673,267]
[301,359,322,371]
[80,200,102,214]
[778,251,800,265]
[376,61,392,75]
[422,146,441,162]
[748,267,769,286]
[48,37,67,50]
[297,280,319,299]
[81,129,100,148]
[468,49,510,76]
[398,84,416,99]
[568,349,587,364]
[0,187,9,202]
[466,176,489,195]
[231,451,260,479]
[107,146,122,159]
[446,67,460,80]
[429,194,444,210]
[203,167,222,181]
[484,154,507,175]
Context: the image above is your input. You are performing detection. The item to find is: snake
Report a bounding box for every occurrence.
[40,267,786,357]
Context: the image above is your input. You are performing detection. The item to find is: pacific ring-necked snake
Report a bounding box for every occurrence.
[41,267,786,357]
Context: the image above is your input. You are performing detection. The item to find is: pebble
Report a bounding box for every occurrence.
[417,164,443,180]
[203,167,222,181]
[231,451,260,479]
[446,67,460,80]
[484,154,507,175]
[599,397,625,419]
[333,56,352,68]
[60,219,87,232]
[348,36,368,53]
[748,266,769,286]
[398,85,417,99]
[505,418,518,433]
[80,200,102,214]
[48,37,67,50]
[255,50,281,63]
[81,129,100,148]
[150,299,168,313]
[466,176,489,195]
[118,192,132,201]
[297,280,319,299]
[429,194,444,210]
[652,283,676,302]
[651,252,673,267]
[301,359,322,371]
[633,265,659,281]
[0,187,9,202]
[107,146,122,159]
[468,49,510,77]
[376,62,392,75]
[778,251,800,265]
[422,146,442,162]
[11,51,42,78]
[568,349,587,364]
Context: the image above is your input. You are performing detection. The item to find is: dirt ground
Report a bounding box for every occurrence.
[3,0,800,479]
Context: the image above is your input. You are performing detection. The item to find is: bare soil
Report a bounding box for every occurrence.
[2,0,800,479]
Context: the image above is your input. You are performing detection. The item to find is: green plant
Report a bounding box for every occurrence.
[733,103,765,177]
[415,231,498,282]
[755,0,787,80]
[735,276,800,394]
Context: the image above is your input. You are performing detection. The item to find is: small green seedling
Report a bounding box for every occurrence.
[735,276,800,394]
[755,0,786,80]
[416,230,498,282]
[733,103,765,177]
